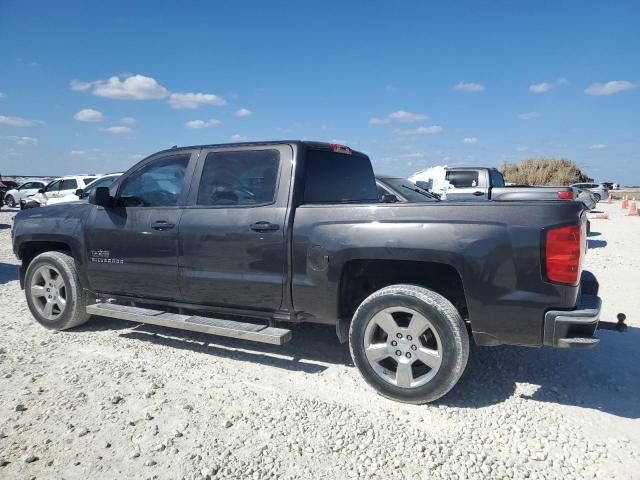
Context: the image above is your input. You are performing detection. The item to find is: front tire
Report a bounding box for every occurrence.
[349,284,469,404]
[5,195,15,208]
[25,251,91,330]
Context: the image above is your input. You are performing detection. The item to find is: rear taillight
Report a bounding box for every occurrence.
[545,224,582,285]
[557,191,574,200]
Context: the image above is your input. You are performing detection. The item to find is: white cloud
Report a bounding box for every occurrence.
[69,79,91,92]
[369,110,429,125]
[75,74,170,100]
[515,146,529,152]
[168,92,226,109]
[5,135,38,145]
[234,108,253,117]
[230,133,249,141]
[585,80,637,96]
[99,126,132,134]
[0,92,6,99]
[0,114,42,127]
[120,116,136,124]
[130,154,145,160]
[529,82,552,93]
[589,143,607,150]
[74,108,103,122]
[184,119,221,129]
[70,150,86,156]
[529,78,568,93]
[463,137,478,144]
[518,111,540,120]
[394,125,443,135]
[453,81,485,92]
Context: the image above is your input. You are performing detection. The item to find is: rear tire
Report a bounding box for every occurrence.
[25,251,91,330]
[349,284,469,404]
[5,195,15,208]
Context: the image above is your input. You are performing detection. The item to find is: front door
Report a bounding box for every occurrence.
[178,145,292,312]
[84,151,196,300]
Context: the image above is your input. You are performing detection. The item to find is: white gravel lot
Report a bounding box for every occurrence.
[0,202,639,480]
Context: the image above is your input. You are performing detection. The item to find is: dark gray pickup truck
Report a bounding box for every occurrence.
[12,141,617,403]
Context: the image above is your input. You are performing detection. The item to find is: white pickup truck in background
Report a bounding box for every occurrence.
[410,166,596,208]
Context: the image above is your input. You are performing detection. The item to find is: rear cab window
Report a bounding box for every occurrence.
[489,169,505,187]
[303,148,378,204]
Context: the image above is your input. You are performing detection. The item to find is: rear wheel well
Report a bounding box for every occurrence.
[339,260,468,321]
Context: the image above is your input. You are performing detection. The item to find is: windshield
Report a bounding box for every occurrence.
[381,178,440,202]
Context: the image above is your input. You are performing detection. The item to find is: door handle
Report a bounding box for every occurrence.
[250,221,280,232]
[472,191,485,196]
[151,220,175,231]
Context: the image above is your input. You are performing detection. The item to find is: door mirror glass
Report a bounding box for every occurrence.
[89,186,111,207]
[75,188,84,197]
[37,189,45,194]
[381,193,399,203]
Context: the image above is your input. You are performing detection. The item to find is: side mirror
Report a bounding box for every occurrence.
[37,188,45,194]
[381,193,399,203]
[75,188,84,197]
[89,186,111,207]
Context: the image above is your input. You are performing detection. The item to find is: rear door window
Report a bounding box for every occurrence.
[303,149,378,203]
[446,170,479,188]
[61,179,78,190]
[197,149,280,206]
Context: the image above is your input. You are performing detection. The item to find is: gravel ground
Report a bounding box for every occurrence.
[1,202,639,480]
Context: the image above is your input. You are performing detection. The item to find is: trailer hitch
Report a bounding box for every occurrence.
[598,313,628,333]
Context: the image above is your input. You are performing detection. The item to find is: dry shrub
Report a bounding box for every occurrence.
[500,158,590,186]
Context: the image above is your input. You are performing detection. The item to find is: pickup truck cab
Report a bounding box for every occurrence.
[12,141,613,404]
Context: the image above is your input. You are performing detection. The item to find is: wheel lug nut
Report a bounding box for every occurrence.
[396,333,402,339]
[391,340,397,346]
[395,350,401,356]
[406,352,412,359]
[411,345,417,351]
[407,335,413,341]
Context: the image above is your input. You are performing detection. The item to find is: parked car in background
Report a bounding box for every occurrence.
[3,181,46,208]
[570,182,609,202]
[0,179,19,206]
[375,175,440,202]
[411,167,596,209]
[32,173,123,207]
[20,175,97,209]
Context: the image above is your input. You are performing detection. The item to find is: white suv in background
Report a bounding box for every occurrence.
[21,175,97,208]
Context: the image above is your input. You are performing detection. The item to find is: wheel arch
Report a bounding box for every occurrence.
[18,239,81,289]
[336,259,469,343]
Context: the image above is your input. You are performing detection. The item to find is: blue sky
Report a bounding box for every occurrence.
[1,0,639,184]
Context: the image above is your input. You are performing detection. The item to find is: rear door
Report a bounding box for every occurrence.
[178,145,293,311]
[84,150,197,300]
[444,169,488,200]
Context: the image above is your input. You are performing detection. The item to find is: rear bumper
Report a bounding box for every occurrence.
[543,271,601,349]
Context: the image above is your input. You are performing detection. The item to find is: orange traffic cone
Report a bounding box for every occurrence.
[622,196,629,209]
[629,200,638,216]
[607,193,612,204]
